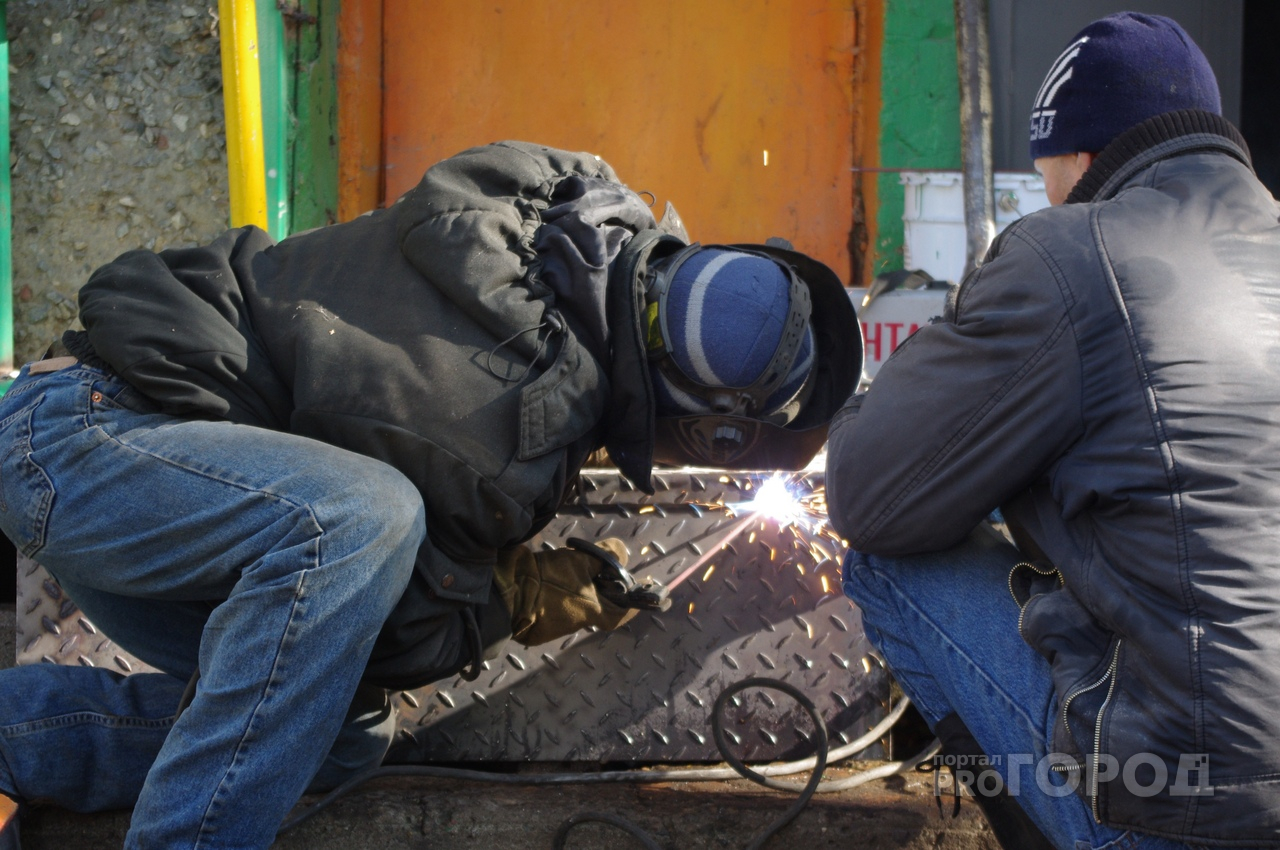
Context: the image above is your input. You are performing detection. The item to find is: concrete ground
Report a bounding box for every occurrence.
[0,604,998,849]
[21,774,997,850]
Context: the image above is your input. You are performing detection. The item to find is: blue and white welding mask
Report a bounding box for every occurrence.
[644,242,861,470]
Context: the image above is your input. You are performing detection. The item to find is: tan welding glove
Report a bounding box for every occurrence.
[494,539,638,647]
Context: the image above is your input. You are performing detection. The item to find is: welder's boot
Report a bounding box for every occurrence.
[934,713,1055,850]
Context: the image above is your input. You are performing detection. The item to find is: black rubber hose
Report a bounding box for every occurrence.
[712,677,829,850]
[552,676,829,850]
[552,812,665,850]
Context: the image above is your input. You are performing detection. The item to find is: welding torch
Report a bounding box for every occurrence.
[569,537,672,612]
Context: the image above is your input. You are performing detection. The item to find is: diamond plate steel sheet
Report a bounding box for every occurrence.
[388,470,888,764]
[13,470,888,764]
[15,553,157,675]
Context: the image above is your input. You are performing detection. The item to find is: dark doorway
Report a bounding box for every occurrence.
[1241,0,1280,196]
[988,1,1244,172]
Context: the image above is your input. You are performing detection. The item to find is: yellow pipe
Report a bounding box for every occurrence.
[218,0,268,229]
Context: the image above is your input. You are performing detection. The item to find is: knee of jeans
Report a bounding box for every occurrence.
[360,481,426,556]
[841,549,896,611]
[312,464,426,560]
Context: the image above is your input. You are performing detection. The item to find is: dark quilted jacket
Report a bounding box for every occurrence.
[70,141,660,687]
[827,112,1280,845]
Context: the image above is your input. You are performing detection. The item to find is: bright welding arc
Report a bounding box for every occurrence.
[663,476,810,592]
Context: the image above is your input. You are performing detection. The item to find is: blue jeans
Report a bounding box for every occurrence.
[0,363,422,848]
[842,525,1198,850]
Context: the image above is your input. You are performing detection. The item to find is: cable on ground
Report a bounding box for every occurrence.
[278,678,934,849]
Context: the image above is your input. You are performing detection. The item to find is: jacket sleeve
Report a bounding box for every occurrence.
[826,223,1085,554]
[78,226,291,429]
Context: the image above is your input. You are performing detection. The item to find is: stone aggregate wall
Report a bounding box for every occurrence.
[7,0,230,364]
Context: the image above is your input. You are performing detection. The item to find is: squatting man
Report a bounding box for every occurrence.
[0,141,859,848]
[829,12,1280,850]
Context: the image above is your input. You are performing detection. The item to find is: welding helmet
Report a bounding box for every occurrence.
[643,239,861,470]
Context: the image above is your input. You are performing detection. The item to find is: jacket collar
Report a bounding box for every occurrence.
[1065,109,1252,204]
[599,230,688,494]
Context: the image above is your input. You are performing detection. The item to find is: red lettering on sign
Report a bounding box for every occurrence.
[862,321,881,361]
[861,322,924,362]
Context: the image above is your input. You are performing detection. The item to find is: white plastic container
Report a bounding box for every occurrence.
[901,172,1049,284]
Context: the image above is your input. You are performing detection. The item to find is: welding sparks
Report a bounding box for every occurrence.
[663,513,757,592]
[663,475,834,593]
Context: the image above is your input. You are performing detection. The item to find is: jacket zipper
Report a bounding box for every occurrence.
[1007,560,1122,822]
[1049,640,1123,822]
[1007,561,1057,635]
[1059,640,1119,742]
[1088,641,1122,823]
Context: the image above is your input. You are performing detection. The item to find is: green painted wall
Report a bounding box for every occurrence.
[257,1,291,240]
[875,0,961,275]
[286,0,339,232]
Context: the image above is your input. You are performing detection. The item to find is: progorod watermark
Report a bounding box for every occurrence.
[929,753,1213,798]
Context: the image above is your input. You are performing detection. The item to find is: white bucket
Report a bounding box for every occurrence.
[901,171,1049,284]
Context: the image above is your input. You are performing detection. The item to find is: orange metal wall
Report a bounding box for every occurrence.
[336,0,383,220]
[372,1,865,282]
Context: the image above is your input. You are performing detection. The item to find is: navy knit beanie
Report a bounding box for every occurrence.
[651,248,814,420]
[1029,12,1220,160]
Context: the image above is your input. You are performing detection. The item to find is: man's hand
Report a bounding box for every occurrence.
[493,539,664,647]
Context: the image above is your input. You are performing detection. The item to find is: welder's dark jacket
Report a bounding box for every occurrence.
[827,111,1280,844]
[67,141,661,689]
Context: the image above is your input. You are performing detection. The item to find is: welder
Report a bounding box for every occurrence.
[828,13,1280,850]
[0,141,858,849]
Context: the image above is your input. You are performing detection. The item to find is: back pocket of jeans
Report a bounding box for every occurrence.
[0,395,54,557]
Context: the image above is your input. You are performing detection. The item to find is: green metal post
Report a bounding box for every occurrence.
[256,0,291,240]
[0,1,14,388]
[287,0,340,231]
